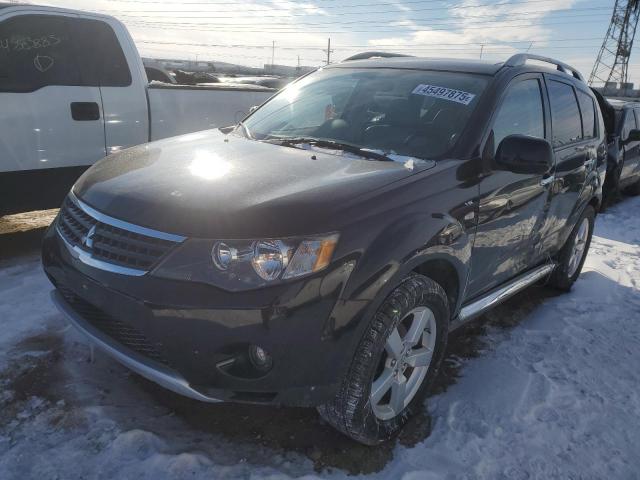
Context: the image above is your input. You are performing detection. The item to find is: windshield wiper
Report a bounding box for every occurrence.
[263,137,393,162]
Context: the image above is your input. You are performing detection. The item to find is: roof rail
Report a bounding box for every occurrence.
[505,53,584,82]
[343,51,414,62]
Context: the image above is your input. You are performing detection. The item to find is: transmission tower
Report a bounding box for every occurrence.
[588,0,640,91]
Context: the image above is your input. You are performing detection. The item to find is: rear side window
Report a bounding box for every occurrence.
[0,14,131,92]
[493,79,545,148]
[0,15,81,92]
[74,19,131,87]
[547,80,582,148]
[576,90,596,139]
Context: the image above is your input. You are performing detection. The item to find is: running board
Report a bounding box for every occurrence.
[453,263,556,328]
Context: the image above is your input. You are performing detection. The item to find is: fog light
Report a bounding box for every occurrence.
[248,344,272,371]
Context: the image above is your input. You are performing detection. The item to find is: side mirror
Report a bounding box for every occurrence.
[249,105,259,114]
[626,128,640,143]
[495,134,553,175]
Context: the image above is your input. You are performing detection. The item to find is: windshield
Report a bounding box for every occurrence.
[241,67,488,160]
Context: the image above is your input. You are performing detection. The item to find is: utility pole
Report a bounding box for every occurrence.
[271,40,275,70]
[479,44,484,59]
[324,38,333,65]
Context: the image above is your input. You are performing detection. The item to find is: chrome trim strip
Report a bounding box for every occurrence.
[68,191,186,243]
[56,225,148,276]
[51,290,222,403]
[540,175,555,187]
[456,263,556,326]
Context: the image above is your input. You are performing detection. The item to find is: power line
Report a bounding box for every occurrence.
[106,9,609,27]
[141,45,327,62]
[134,37,607,50]
[105,0,545,6]
[93,0,596,18]
[109,14,612,32]
[122,17,609,34]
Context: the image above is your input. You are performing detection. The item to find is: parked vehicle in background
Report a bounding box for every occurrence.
[43,53,604,444]
[598,97,640,204]
[0,4,275,215]
[143,61,177,84]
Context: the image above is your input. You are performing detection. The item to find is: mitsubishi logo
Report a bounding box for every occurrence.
[83,225,97,249]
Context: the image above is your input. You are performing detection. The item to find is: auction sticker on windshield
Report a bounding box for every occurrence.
[411,84,476,105]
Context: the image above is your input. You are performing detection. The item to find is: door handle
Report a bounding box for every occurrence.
[540,175,555,187]
[70,102,100,121]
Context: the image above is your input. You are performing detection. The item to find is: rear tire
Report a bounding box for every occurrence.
[317,273,449,445]
[602,163,623,209]
[547,205,595,291]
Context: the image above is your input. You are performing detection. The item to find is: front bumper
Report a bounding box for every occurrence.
[43,222,356,407]
[51,289,222,403]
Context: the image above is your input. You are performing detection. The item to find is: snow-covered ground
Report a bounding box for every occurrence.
[1,197,639,479]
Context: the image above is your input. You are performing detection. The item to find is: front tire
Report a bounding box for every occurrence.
[548,205,595,291]
[318,274,449,445]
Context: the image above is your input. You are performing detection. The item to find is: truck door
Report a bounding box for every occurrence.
[0,13,106,210]
[466,75,552,299]
[72,17,148,155]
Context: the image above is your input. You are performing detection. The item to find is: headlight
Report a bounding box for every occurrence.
[153,233,339,290]
[211,234,338,282]
[251,240,291,281]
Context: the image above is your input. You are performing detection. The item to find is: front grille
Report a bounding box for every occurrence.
[58,197,94,246]
[57,196,179,271]
[58,284,170,366]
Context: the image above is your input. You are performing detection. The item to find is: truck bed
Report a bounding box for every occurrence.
[148,83,275,140]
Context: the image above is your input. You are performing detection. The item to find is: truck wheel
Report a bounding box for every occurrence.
[317,273,449,445]
[548,205,595,291]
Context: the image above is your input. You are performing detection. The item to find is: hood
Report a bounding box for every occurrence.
[74,130,434,238]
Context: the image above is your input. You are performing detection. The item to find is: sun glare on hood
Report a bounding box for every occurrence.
[188,150,231,180]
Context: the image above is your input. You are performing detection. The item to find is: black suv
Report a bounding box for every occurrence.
[42,53,605,445]
[599,98,640,204]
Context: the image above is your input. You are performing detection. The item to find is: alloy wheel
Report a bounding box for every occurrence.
[370,307,437,420]
[567,217,590,278]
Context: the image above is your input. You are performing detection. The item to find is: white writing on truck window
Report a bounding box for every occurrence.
[0,34,61,51]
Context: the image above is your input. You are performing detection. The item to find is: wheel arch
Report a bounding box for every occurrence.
[412,258,461,316]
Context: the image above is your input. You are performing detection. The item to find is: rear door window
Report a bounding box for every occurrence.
[0,15,82,92]
[0,14,131,92]
[576,90,597,139]
[547,80,583,148]
[492,78,545,148]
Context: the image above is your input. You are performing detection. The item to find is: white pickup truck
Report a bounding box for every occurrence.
[0,4,276,215]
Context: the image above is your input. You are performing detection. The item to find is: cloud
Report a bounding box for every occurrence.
[35,0,341,66]
[366,0,580,61]
[20,0,611,78]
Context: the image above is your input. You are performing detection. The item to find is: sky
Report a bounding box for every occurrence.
[21,0,640,86]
